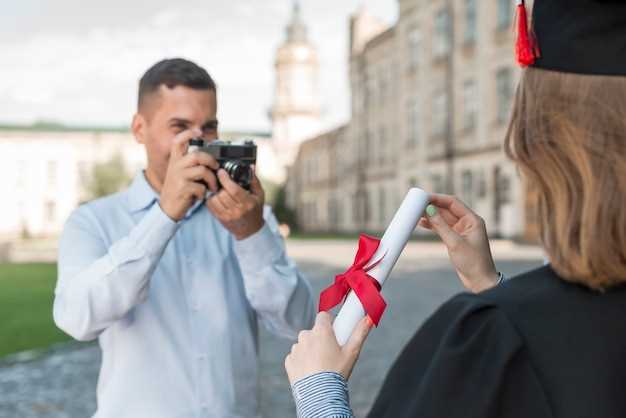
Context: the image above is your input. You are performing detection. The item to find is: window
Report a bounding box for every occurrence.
[431,174,444,194]
[367,130,376,164]
[407,99,420,148]
[464,0,477,44]
[496,67,513,123]
[352,193,361,223]
[45,200,56,223]
[16,160,27,188]
[432,90,448,136]
[463,79,477,131]
[477,169,487,198]
[434,9,451,58]
[366,75,376,108]
[499,175,512,205]
[408,28,422,70]
[328,198,338,227]
[379,69,388,102]
[47,161,57,187]
[379,188,386,224]
[497,0,513,31]
[380,63,394,100]
[379,126,387,164]
[461,170,474,208]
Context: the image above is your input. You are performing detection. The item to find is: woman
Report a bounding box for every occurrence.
[285,1,626,417]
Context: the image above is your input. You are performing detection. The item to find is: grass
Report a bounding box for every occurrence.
[0,263,71,359]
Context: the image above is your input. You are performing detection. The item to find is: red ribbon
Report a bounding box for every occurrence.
[318,234,387,326]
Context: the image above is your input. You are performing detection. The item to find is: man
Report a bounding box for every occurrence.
[53,58,316,418]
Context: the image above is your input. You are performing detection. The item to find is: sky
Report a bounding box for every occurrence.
[0,0,397,133]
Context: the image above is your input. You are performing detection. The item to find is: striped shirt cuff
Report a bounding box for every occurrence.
[291,372,354,418]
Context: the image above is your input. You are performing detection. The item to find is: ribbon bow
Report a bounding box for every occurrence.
[318,234,387,326]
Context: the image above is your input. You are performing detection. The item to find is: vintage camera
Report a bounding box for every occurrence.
[188,139,257,191]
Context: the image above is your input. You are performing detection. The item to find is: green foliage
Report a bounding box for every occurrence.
[272,185,298,229]
[85,153,132,200]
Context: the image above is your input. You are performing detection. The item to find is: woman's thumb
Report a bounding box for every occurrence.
[343,316,372,356]
[425,205,461,250]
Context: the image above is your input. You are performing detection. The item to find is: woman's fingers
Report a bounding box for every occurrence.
[418,218,433,230]
[341,316,372,380]
[428,193,474,219]
[425,205,462,250]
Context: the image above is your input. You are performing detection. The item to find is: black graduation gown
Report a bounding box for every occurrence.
[367,265,626,418]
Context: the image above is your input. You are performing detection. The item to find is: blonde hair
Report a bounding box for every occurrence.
[505,67,626,289]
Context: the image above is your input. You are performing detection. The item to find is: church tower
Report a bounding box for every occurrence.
[270,0,321,153]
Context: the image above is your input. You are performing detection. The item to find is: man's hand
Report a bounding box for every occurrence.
[160,128,219,221]
[206,167,265,240]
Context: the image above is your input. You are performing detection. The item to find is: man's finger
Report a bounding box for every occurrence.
[171,128,202,161]
[217,169,248,204]
[342,316,372,356]
[207,195,228,217]
[217,189,240,211]
[425,205,463,250]
[188,183,207,201]
[182,165,210,181]
[181,151,219,171]
[249,166,264,198]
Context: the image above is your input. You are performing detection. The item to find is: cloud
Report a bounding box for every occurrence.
[0,0,396,132]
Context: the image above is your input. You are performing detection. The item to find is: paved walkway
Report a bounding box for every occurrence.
[0,240,543,418]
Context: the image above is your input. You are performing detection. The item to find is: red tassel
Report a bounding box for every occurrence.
[515,0,539,67]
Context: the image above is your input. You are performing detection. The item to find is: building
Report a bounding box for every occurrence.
[288,0,530,239]
[289,126,346,232]
[0,125,271,240]
[0,126,143,240]
[269,0,322,182]
[0,1,326,242]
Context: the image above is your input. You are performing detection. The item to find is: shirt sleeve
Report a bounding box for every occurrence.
[367,293,552,418]
[291,372,355,418]
[53,203,180,341]
[234,206,316,340]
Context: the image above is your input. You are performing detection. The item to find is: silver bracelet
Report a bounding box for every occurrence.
[496,271,506,285]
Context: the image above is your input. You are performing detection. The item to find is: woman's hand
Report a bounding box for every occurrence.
[419,194,499,293]
[285,312,372,385]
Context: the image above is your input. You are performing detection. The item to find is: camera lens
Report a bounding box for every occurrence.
[224,161,252,189]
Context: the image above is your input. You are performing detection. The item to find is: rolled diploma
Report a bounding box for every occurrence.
[333,188,430,346]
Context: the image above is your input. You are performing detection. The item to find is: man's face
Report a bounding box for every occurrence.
[134,84,218,183]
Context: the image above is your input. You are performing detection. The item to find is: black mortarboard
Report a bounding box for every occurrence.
[515,0,626,76]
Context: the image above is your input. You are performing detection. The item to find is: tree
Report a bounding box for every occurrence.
[272,184,298,230]
[84,153,131,200]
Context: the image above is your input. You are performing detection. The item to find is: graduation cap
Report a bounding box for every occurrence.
[515,0,626,76]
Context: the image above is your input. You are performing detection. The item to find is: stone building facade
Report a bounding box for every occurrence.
[289,0,530,239]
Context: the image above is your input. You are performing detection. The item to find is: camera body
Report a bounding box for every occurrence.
[188,139,257,191]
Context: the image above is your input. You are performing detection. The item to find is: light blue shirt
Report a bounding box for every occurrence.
[53,172,316,418]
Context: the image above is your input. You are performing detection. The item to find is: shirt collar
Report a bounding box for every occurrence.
[126,171,206,219]
[127,171,159,214]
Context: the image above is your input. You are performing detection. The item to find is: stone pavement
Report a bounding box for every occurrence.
[0,240,543,418]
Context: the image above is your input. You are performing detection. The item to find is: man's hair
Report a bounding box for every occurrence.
[137,58,216,110]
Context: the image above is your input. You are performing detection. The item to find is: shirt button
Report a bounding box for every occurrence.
[197,354,206,361]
